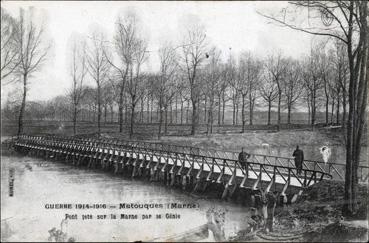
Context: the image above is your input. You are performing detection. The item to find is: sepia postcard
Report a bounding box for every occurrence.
[1,1,368,242]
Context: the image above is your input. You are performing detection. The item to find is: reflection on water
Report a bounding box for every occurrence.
[1,156,250,242]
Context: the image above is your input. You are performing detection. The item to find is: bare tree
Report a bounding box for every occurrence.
[260,67,278,125]
[126,39,148,138]
[225,55,240,127]
[216,69,229,126]
[86,28,110,135]
[107,71,123,123]
[105,13,138,132]
[265,53,287,130]
[332,40,349,125]
[101,81,115,124]
[176,79,189,125]
[68,36,87,135]
[153,44,178,139]
[259,0,368,217]
[319,46,336,126]
[181,24,208,135]
[203,48,222,134]
[1,8,20,82]
[234,52,262,131]
[12,8,51,135]
[245,54,262,126]
[283,58,303,124]
[302,46,324,127]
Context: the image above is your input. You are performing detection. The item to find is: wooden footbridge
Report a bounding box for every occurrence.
[7,134,369,204]
[6,134,368,242]
[8,135,343,203]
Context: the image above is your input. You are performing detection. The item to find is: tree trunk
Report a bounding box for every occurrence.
[218,94,221,125]
[236,102,239,125]
[331,98,335,124]
[125,100,128,124]
[222,91,225,125]
[164,106,168,135]
[336,97,340,125]
[325,96,329,126]
[241,94,246,133]
[73,105,77,135]
[204,96,207,123]
[342,96,347,126]
[207,95,214,135]
[140,97,144,123]
[156,103,160,122]
[129,101,136,139]
[150,95,154,123]
[267,100,272,125]
[175,96,178,124]
[158,101,163,139]
[307,96,311,125]
[186,100,189,124]
[287,104,291,125]
[277,91,282,131]
[110,104,114,123]
[147,94,150,123]
[232,93,236,125]
[104,104,107,124]
[343,48,356,216]
[191,99,197,135]
[97,86,101,135]
[180,100,184,125]
[311,87,316,129]
[88,105,91,122]
[249,94,253,126]
[119,85,124,132]
[342,3,367,215]
[170,100,173,124]
[18,74,27,136]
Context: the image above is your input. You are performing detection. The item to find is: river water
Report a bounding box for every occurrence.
[1,155,250,242]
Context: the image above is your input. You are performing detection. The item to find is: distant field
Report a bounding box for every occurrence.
[1,119,332,138]
[2,118,367,164]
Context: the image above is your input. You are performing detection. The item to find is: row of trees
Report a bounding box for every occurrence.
[1,7,352,139]
[0,6,357,140]
[3,38,350,136]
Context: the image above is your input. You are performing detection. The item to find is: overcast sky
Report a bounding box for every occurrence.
[2,1,315,102]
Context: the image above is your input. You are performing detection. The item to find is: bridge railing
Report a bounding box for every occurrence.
[15,135,333,188]
[14,135,368,183]
[188,147,368,183]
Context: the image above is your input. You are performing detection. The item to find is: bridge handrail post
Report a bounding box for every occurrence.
[222,159,225,174]
[212,158,215,173]
[201,156,205,171]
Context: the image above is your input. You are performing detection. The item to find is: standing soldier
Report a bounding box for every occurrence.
[238,148,250,176]
[292,145,304,175]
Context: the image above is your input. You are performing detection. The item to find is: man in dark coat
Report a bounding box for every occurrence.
[292,145,304,175]
[238,148,251,176]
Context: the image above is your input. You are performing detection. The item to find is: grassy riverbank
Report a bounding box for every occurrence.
[231,180,368,242]
[156,129,348,151]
